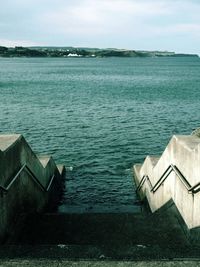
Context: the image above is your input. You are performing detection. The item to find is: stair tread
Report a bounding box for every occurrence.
[0,134,21,152]
[57,164,65,176]
[148,156,160,167]
[37,154,51,167]
[12,211,188,247]
[134,164,142,173]
[0,243,198,260]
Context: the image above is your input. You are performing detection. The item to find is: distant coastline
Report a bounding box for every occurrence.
[0,46,199,58]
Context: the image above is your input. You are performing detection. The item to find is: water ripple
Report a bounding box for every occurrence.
[0,57,200,212]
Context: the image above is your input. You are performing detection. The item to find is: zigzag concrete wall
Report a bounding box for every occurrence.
[133,135,200,230]
[0,134,65,243]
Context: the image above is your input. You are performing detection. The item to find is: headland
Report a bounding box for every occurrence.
[0,46,198,58]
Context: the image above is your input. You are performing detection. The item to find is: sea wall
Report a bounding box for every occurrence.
[133,135,200,230]
[0,134,65,243]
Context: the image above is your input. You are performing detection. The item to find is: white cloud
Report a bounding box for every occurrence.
[172,23,200,35]
[0,0,200,53]
[40,0,172,36]
[145,23,200,38]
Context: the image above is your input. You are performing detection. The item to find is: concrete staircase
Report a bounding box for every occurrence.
[6,203,196,260]
[133,134,200,240]
[0,134,65,243]
[2,133,200,262]
[14,211,186,246]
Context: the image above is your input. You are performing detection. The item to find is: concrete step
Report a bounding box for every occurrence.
[148,156,160,167]
[13,209,188,248]
[133,163,142,174]
[0,243,199,262]
[0,134,21,152]
[1,243,200,262]
[37,154,51,167]
[133,157,160,177]
[7,203,200,260]
[57,164,65,176]
[37,155,65,177]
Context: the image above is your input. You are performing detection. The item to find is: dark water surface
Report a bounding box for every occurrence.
[1,57,200,212]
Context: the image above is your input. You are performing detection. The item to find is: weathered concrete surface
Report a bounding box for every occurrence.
[0,134,20,151]
[7,205,200,261]
[0,134,65,243]
[2,207,200,263]
[133,135,200,231]
[14,211,188,247]
[1,260,200,267]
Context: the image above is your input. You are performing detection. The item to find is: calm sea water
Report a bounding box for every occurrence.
[1,57,200,212]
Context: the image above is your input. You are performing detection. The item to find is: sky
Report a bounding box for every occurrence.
[0,0,200,54]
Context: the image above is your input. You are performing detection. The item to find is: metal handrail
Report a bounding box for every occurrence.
[189,182,200,194]
[136,164,198,195]
[0,164,56,194]
[136,175,147,193]
[150,165,172,193]
[0,185,7,193]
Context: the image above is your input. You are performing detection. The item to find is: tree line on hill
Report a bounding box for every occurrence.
[0,46,198,58]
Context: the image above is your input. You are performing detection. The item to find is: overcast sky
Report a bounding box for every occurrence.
[0,0,200,54]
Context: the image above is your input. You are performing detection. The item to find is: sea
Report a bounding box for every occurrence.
[0,57,200,213]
